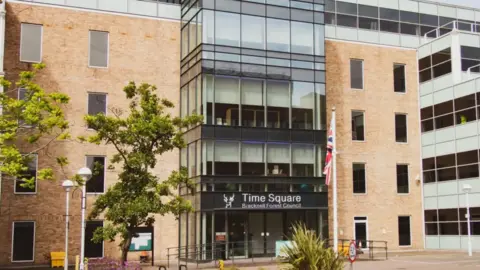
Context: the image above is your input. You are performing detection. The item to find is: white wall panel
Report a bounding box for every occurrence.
[420,93,433,107]
[358,30,379,44]
[399,0,418,12]
[420,82,433,96]
[418,44,431,59]
[433,75,453,92]
[66,0,96,8]
[457,8,475,21]
[460,236,480,250]
[437,181,458,196]
[422,145,435,158]
[99,0,127,12]
[337,27,358,41]
[438,5,456,18]
[459,193,480,208]
[357,0,378,6]
[424,183,437,197]
[419,2,438,16]
[425,236,440,249]
[437,195,459,209]
[436,141,455,156]
[128,0,157,17]
[454,80,475,98]
[401,35,420,48]
[379,0,398,9]
[456,122,477,139]
[433,86,453,104]
[440,236,461,250]
[325,25,336,38]
[431,35,452,54]
[424,197,438,209]
[422,132,435,146]
[379,32,400,47]
[435,127,454,143]
[459,33,480,47]
[456,136,478,153]
[458,179,480,194]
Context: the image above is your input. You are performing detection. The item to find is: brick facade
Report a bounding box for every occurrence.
[326,40,424,250]
[0,2,180,266]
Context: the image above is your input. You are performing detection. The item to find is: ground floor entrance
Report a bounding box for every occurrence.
[192,210,328,260]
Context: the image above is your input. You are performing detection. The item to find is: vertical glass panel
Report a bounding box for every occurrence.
[204,75,214,125]
[242,143,265,176]
[267,18,290,52]
[292,82,314,130]
[316,145,323,177]
[291,22,314,54]
[314,24,325,55]
[197,77,202,117]
[215,77,239,126]
[267,81,290,129]
[242,15,266,50]
[189,16,197,53]
[188,142,196,177]
[20,24,42,63]
[203,140,213,175]
[89,31,109,68]
[315,83,326,130]
[182,27,189,59]
[196,141,201,176]
[203,10,215,44]
[181,147,187,169]
[189,78,197,116]
[215,11,240,47]
[197,10,203,46]
[267,143,290,176]
[215,141,239,175]
[241,79,265,127]
[292,144,314,177]
[350,59,364,89]
[352,111,365,141]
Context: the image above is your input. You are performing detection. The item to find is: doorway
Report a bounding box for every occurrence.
[354,216,368,249]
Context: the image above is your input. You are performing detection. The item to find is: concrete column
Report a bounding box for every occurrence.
[451,30,463,84]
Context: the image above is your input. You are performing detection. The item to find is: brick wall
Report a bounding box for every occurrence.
[326,40,424,250]
[0,2,181,266]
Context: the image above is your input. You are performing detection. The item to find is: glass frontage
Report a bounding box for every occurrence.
[179,0,327,260]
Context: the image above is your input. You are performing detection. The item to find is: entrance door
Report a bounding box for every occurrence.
[265,212,283,256]
[354,216,368,249]
[228,212,247,258]
[248,212,264,256]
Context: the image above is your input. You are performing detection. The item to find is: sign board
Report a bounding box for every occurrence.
[275,241,294,258]
[129,232,152,251]
[201,192,328,210]
[215,232,226,241]
[348,240,357,263]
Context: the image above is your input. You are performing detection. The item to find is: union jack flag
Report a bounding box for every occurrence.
[323,118,334,185]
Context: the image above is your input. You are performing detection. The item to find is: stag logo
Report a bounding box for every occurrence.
[223,194,235,208]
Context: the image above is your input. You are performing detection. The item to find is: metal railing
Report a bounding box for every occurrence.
[424,20,480,42]
[167,239,388,267]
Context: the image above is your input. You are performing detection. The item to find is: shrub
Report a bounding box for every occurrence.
[281,223,344,270]
[86,257,141,270]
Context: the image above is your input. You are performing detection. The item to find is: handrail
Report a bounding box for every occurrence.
[424,21,457,42]
[467,63,480,79]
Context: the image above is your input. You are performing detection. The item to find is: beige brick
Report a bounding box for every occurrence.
[326,41,424,251]
[0,2,181,266]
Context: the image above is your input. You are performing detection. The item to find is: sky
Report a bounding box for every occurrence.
[433,0,480,9]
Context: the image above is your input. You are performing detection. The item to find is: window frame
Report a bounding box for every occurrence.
[350,59,364,90]
[398,216,412,247]
[88,30,110,69]
[14,154,38,195]
[353,216,369,249]
[85,155,106,194]
[87,92,108,129]
[352,163,367,195]
[351,110,365,142]
[11,221,35,263]
[395,113,408,143]
[393,63,407,93]
[20,23,43,63]
[396,164,410,194]
[85,220,104,258]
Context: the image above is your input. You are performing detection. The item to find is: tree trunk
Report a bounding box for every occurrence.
[121,232,133,266]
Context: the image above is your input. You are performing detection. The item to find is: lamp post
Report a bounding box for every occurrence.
[62,180,74,270]
[78,167,92,270]
[463,184,473,257]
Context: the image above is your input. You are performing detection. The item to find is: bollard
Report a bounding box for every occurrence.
[218,260,224,270]
[159,266,167,270]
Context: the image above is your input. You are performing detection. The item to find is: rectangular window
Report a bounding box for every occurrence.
[20,23,42,63]
[398,216,411,246]
[87,93,107,128]
[216,11,240,47]
[352,111,365,141]
[353,163,366,194]
[12,221,35,262]
[86,156,105,193]
[85,221,104,258]
[395,114,407,143]
[89,30,109,68]
[397,164,409,194]
[350,59,364,89]
[14,155,38,194]
[394,64,406,93]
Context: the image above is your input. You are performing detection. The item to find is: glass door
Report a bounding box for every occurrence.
[248,212,265,256]
[228,212,248,258]
[265,212,284,256]
[354,216,368,249]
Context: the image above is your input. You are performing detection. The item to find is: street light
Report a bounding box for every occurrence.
[463,184,473,257]
[62,180,74,270]
[78,167,92,270]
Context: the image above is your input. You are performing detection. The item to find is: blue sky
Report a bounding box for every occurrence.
[434,0,480,9]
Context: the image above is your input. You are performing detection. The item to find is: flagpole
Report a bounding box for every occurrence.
[332,106,338,255]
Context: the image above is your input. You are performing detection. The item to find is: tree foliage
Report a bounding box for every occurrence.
[281,222,345,270]
[84,82,201,262]
[0,63,70,189]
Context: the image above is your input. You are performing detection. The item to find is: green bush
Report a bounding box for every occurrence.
[281,223,344,270]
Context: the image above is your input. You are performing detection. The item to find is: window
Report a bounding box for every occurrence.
[267,18,290,52]
[14,155,38,194]
[267,143,290,176]
[394,64,406,93]
[241,143,265,176]
[395,114,407,143]
[352,111,365,141]
[20,23,42,63]
[215,77,239,126]
[291,22,314,54]
[85,221,103,258]
[350,59,364,89]
[397,164,409,194]
[353,163,366,194]
[12,222,35,262]
[215,141,239,175]
[292,82,314,130]
[292,144,314,177]
[215,11,240,47]
[89,30,109,68]
[86,156,105,193]
[241,79,264,127]
[398,216,411,246]
[241,15,265,50]
[267,81,290,129]
[87,93,107,128]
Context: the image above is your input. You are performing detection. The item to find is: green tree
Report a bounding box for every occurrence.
[83,82,201,263]
[0,63,70,190]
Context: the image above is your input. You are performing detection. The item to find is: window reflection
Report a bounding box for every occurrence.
[292,22,314,54]
[241,15,265,50]
[292,82,314,130]
[241,79,265,127]
[267,81,290,129]
[214,141,239,175]
[292,144,314,177]
[267,18,290,52]
[215,77,239,126]
[215,11,240,47]
[267,144,290,176]
[242,143,265,176]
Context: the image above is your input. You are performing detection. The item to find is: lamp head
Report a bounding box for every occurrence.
[77,167,92,181]
[463,184,473,193]
[62,179,74,191]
